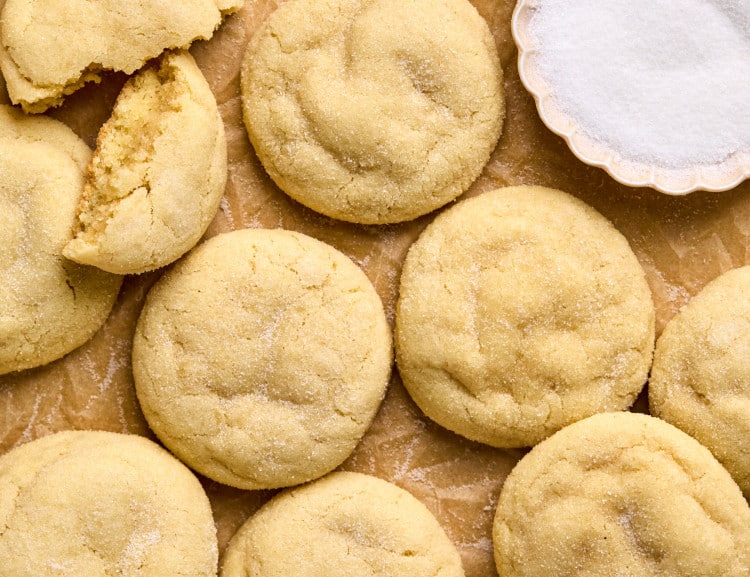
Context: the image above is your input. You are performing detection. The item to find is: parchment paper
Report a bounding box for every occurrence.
[2,2,749,576]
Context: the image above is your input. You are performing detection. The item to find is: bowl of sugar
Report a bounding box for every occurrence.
[512,0,750,194]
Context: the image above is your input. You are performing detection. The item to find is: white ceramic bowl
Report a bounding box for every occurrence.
[512,0,750,194]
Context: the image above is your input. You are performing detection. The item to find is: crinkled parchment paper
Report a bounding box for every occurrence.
[2,1,750,576]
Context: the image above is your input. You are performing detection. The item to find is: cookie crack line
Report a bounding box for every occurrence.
[64,277,77,301]
[431,364,482,401]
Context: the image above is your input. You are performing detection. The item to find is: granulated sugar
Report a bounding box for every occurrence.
[527,0,750,168]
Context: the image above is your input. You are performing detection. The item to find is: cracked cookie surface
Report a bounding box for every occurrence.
[0,430,218,576]
[220,471,464,577]
[0,0,243,112]
[132,229,392,490]
[649,265,750,498]
[493,412,750,577]
[240,0,504,224]
[394,186,655,448]
[0,106,122,375]
[63,50,227,275]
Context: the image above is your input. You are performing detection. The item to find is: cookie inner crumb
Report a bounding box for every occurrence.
[74,57,187,242]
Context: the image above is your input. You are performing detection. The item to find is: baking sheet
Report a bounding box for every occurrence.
[2,1,750,575]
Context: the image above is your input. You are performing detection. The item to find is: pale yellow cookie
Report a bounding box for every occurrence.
[0,109,122,375]
[0,104,90,170]
[133,229,392,490]
[221,471,465,577]
[493,412,750,577]
[0,0,243,112]
[240,0,504,224]
[0,430,218,576]
[63,50,227,275]
[649,265,750,497]
[395,186,655,447]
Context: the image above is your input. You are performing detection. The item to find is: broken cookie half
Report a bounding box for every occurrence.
[64,50,227,275]
[0,0,242,112]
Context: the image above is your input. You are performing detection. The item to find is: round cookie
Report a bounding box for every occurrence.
[649,265,750,497]
[240,0,504,224]
[0,0,243,112]
[133,228,392,490]
[493,412,750,577]
[64,50,228,275]
[394,185,655,447]
[220,471,465,577]
[0,430,218,576]
[0,111,122,376]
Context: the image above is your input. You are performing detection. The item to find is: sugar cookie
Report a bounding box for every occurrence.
[395,186,655,447]
[240,0,504,224]
[133,229,392,489]
[0,108,122,375]
[0,104,90,170]
[0,430,218,576]
[0,0,243,112]
[63,50,227,275]
[649,265,750,497]
[221,471,464,577]
[493,412,750,577]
